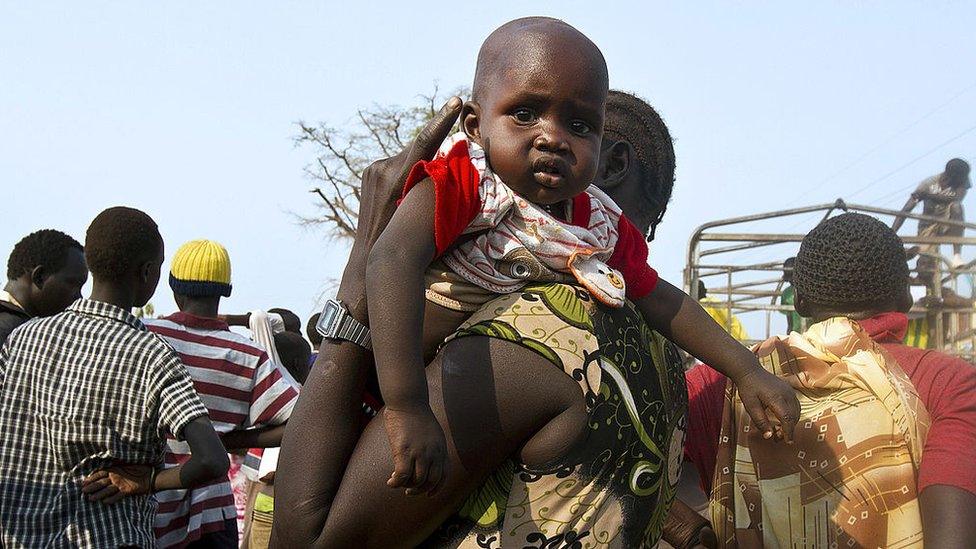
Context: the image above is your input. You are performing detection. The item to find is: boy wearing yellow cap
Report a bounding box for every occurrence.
[144,239,300,549]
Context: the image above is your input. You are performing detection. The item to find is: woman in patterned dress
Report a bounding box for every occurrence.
[273,90,690,548]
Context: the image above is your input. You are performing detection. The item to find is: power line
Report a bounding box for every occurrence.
[783,80,976,208]
[848,121,976,200]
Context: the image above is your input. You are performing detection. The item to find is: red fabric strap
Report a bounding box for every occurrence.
[401,140,482,257]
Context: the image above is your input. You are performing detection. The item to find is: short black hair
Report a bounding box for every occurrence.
[306,312,323,347]
[697,280,707,299]
[85,207,163,282]
[946,158,970,176]
[793,213,909,311]
[274,331,311,384]
[269,308,301,334]
[7,230,83,280]
[604,90,676,240]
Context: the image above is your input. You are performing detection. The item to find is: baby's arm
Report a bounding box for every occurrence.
[366,177,447,495]
[634,279,800,440]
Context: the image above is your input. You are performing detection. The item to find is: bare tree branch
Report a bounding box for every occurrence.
[294,85,468,241]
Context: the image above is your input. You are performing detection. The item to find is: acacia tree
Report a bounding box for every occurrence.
[295,87,466,240]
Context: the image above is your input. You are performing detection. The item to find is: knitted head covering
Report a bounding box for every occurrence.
[793,213,908,311]
[169,239,232,297]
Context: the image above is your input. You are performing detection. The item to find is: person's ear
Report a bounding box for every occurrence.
[461,101,482,142]
[29,265,48,289]
[598,141,633,189]
[139,260,155,283]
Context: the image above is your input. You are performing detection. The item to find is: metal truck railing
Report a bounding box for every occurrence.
[685,199,976,361]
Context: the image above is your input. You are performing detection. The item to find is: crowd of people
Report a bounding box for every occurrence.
[1,16,974,549]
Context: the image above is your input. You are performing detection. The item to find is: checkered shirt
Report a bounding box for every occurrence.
[0,299,208,548]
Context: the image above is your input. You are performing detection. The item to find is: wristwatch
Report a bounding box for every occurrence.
[315,299,372,350]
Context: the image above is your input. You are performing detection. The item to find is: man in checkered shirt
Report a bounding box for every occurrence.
[0,207,229,548]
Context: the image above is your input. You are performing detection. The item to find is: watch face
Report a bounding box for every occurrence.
[316,301,341,337]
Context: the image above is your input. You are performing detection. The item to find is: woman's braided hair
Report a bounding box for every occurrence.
[793,213,909,311]
[604,90,676,240]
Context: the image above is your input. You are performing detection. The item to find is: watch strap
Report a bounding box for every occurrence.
[336,312,372,350]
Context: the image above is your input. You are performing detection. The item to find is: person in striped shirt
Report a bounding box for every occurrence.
[145,239,300,548]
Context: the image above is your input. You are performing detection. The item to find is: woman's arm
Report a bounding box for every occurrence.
[919,485,976,548]
[272,98,463,547]
[365,178,447,495]
[636,279,799,440]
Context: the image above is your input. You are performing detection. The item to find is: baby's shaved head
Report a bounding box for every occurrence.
[472,17,608,103]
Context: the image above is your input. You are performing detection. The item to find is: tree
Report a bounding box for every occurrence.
[295,86,466,240]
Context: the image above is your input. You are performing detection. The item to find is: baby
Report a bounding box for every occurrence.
[366,17,798,495]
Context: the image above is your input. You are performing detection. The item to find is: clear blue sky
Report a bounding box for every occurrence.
[3,2,974,334]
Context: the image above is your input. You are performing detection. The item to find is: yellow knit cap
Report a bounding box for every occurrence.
[168,239,233,297]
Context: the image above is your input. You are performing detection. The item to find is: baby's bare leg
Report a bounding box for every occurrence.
[422,301,470,362]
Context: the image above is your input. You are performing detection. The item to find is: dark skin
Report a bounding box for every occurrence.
[367,21,799,497]
[595,139,658,236]
[77,243,228,502]
[795,290,976,548]
[273,93,713,548]
[4,246,88,317]
[275,20,797,547]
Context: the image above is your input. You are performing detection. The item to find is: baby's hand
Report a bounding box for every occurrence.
[733,364,800,442]
[383,405,448,496]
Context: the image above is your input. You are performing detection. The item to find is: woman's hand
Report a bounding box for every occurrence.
[383,405,448,496]
[81,464,153,504]
[733,365,799,442]
[347,97,462,270]
[336,96,462,313]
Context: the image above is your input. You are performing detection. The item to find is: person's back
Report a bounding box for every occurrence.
[0,207,220,549]
[0,302,200,547]
[145,240,299,548]
[691,213,976,548]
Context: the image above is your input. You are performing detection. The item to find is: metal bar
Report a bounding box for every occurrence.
[699,233,976,246]
[712,289,783,297]
[700,240,783,257]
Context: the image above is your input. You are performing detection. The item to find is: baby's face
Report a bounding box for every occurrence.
[470,54,607,205]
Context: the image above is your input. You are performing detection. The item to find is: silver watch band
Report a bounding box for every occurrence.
[336,313,372,350]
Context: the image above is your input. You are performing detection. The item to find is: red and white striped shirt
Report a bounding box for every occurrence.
[145,312,300,548]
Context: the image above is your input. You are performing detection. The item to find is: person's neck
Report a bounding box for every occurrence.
[178,297,220,319]
[2,278,35,316]
[811,309,884,323]
[89,281,138,311]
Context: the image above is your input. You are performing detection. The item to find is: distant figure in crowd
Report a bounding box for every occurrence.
[274,331,312,385]
[268,307,301,334]
[684,213,976,548]
[306,312,322,366]
[240,330,311,549]
[0,229,87,345]
[0,207,227,548]
[893,158,971,271]
[778,256,807,333]
[697,280,749,341]
[144,240,300,548]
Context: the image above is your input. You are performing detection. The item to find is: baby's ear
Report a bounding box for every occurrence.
[461,101,482,142]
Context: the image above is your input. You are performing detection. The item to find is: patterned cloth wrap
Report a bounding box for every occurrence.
[422,283,687,548]
[710,317,931,548]
[437,133,630,308]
